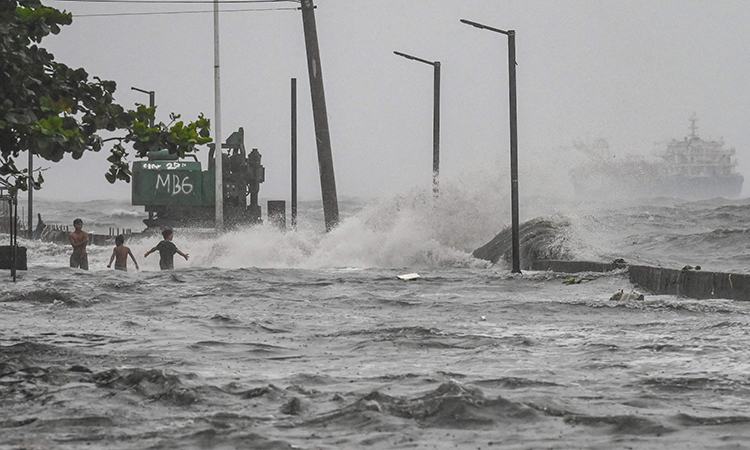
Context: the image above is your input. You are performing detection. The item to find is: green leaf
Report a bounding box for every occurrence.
[1,0,213,189]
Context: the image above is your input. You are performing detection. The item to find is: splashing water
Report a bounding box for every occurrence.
[25,170,512,270]
[20,168,750,273]
[6,171,750,449]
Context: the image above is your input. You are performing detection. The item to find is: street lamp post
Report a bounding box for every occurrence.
[130,87,155,128]
[291,77,298,230]
[393,50,441,195]
[460,18,521,274]
[213,0,224,231]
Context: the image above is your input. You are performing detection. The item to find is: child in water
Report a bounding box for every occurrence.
[69,218,89,270]
[107,235,139,271]
[144,229,189,270]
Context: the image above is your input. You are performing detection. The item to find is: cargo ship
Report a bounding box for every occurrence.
[571,115,744,200]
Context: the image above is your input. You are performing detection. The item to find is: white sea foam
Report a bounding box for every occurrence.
[23,171,511,271]
[21,170,750,273]
[124,174,505,270]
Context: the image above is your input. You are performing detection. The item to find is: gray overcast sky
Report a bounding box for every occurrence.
[32,0,750,202]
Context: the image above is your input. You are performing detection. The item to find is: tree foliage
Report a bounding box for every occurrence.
[0,0,211,194]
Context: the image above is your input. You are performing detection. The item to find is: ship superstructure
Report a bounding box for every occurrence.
[660,116,739,178]
[571,115,743,199]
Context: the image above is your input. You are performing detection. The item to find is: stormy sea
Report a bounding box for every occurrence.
[3,181,750,449]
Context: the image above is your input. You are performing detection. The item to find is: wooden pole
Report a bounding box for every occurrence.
[300,0,339,232]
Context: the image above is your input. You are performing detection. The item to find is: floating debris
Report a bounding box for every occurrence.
[610,289,645,301]
[397,273,420,281]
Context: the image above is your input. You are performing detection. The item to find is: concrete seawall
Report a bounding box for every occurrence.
[531,260,750,301]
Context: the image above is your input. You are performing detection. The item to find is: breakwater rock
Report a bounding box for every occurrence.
[473,218,750,301]
[472,217,573,269]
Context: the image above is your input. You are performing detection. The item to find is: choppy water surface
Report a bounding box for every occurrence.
[3,191,750,449]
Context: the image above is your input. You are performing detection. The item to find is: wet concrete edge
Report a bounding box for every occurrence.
[530,260,750,301]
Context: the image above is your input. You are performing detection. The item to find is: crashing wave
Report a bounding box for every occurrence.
[472,217,574,268]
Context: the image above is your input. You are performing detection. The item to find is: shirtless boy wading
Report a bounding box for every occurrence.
[69,218,88,270]
[108,235,139,271]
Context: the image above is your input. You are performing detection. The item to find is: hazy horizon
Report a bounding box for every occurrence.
[21,0,750,204]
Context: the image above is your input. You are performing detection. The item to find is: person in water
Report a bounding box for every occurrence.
[69,218,89,270]
[32,213,45,240]
[144,229,189,270]
[107,235,139,271]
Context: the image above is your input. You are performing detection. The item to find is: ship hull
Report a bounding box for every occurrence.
[651,174,744,199]
[572,172,744,200]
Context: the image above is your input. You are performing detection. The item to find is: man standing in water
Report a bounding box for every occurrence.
[69,218,88,270]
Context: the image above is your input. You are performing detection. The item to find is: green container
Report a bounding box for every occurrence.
[132,160,213,207]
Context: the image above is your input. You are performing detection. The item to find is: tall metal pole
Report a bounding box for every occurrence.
[393,51,441,195]
[131,87,155,128]
[291,78,298,230]
[300,0,339,232]
[213,0,224,230]
[507,31,520,273]
[148,91,155,128]
[7,197,13,279]
[12,198,17,281]
[432,61,441,195]
[460,19,521,273]
[27,151,32,239]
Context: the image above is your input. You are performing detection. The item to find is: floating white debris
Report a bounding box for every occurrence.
[397,273,420,281]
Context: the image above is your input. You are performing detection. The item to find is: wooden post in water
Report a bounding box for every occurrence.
[300,0,339,232]
[267,200,286,230]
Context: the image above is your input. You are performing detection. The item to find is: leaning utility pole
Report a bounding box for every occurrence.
[300,0,339,232]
